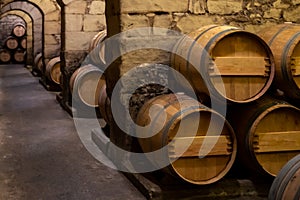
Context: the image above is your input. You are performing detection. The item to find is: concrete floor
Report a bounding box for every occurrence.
[0,64,145,200]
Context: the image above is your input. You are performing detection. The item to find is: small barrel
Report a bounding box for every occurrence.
[268,154,300,200]
[228,97,300,177]
[12,23,26,37]
[0,49,11,63]
[136,93,237,185]
[20,37,27,49]
[13,49,26,63]
[258,24,300,100]
[34,53,43,72]
[88,30,107,52]
[5,36,19,50]
[170,25,275,104]
[70,64,105,107]
[45,57,61,85]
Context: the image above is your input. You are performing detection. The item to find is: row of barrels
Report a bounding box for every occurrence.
[0,23,27,64]
[70,25,300,192]
[34,53,62,86]
[70,62,300,187]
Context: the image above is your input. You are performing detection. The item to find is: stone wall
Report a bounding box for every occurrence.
[60,0,106,106]
[104,0,300,148]
[105,0,300,94]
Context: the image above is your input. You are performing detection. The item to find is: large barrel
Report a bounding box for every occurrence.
[228,97,300,177]
[13,49,26,63]
[170,25,275,104]
[258,23,300,100]
[45,56,61,85]
[136,93,237,185]
[34,53,43,72]
[5,36,19,50]
[12,23,26,37]
[268,154,300,200]
[88,30,107,52]
[0,49,11,63]
[70,64,105,107]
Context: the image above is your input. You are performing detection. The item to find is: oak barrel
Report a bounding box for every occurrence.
[170,25,275,104]
[258,24,300,100]
[88,30,107,52]
[268,154,300,200]
[34,53,43,72]
[13,49,26,63]
[12,23,26,37]
[5,36,18,50]
[0,49,11,63]
[228,98,300,177]
[45,57,61,85]
[136,93,237,185]
[20,37,27,49]
[98,83,111,123]
[70,64,105,107]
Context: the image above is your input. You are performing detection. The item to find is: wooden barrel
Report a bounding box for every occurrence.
[85,30,107,67]
[258,24,300,100]
[5,36,18,50]
[136,93,237,185]
[98,83,111,123]
[170,25,275,104]
[0,49,11,63]
[20,37,27,49]
[34,53,43,72]
[13,49,26,63]
[228,97,300,177]
[45,57,61,85]
[88,30,107,52]
[268,154,300,200]
[70,64,105,107]
[12,23,26,37]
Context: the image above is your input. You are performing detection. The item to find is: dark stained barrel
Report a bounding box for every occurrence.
[269,154,300,200]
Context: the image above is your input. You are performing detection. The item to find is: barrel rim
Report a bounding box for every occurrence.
[136,93,237,185]
[268,154,300,200]
[204,30,276,103]
[72,64,104,107]
[46,56,61,84]
[248,103,300,176]
[169,109,237,185]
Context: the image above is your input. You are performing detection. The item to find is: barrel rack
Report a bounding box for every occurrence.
[91,128,272,200]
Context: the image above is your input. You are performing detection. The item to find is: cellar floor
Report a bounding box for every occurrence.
[0,64,145,200]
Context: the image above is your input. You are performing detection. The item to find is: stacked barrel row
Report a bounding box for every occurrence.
[70,25,300,188]
[0,23,27,64]
[169,24,300,184]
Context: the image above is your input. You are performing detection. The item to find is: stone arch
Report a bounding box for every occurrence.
[1,12,33,64]
[1,1,44,67]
